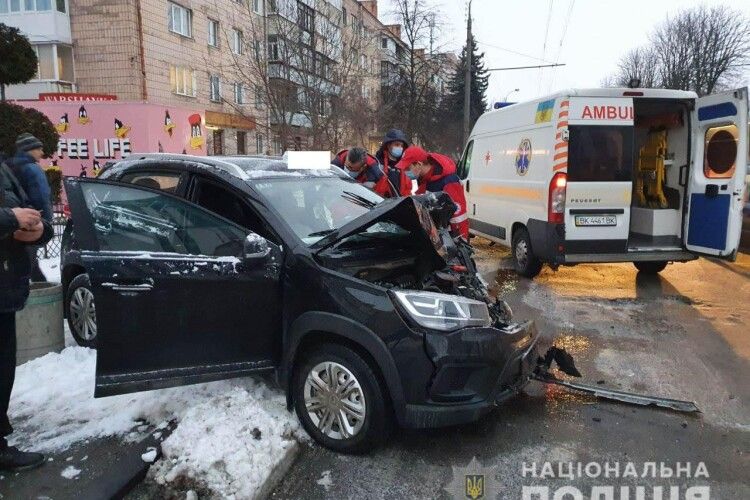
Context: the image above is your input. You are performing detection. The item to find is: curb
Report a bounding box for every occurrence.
[255,441,300,500]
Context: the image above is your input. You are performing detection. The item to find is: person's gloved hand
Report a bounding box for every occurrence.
[12,208,41,230]
[13,221,44,243]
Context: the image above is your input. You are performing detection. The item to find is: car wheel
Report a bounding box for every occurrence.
[293,343,391,453]
[512,228,543,278]
[65,273,97,348]
[633,261,668,274]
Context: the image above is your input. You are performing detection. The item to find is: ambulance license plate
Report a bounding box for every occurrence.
[574,215,617,226]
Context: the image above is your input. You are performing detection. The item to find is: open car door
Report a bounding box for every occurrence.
[685,88,748,259]
[64,177,282,397]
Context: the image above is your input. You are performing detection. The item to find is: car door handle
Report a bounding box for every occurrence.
[101,282,154,292]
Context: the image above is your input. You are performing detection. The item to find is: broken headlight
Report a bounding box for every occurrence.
[391,290,491,332]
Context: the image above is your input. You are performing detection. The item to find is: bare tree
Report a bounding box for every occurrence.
[213,0,379,152]
[605,5,750,96]
[380,0,449,144]
[604,46,661,88]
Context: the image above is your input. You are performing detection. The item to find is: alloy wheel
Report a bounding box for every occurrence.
[303,361,367,440]
[70,287,97,341]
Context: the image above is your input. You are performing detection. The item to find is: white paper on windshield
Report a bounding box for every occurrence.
[287,151,331,169]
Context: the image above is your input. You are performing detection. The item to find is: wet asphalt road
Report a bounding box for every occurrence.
[271,239,750,499]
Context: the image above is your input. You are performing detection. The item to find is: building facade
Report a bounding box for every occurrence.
[2,0,453,157]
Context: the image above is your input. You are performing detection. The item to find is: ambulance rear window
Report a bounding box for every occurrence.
[567,126,634,182]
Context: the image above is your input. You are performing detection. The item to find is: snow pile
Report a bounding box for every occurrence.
[9,347,303,496]
[151,385,302,499]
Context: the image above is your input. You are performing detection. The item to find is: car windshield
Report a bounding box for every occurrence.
[253,178,385,245]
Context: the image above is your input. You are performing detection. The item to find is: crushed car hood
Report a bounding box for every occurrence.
[310,195,450,263]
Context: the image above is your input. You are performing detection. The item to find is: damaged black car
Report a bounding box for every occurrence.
[62,154,540,453]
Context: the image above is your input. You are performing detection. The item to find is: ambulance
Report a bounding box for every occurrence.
[457,88,748,278]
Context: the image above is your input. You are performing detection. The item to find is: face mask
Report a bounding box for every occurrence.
[346,169,359,179]
[405,169,418,180]
[390,146,404,159]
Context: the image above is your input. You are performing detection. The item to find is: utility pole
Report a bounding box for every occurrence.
[462,0,472,147]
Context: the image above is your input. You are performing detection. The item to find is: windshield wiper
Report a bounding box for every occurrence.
[308,229,337,238]
[341,191,377,209]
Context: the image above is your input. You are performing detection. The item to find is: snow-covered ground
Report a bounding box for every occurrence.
[9,347,304,498]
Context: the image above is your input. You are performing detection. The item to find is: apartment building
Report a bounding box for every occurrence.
[0,0,74,99]
[2,0,268,157]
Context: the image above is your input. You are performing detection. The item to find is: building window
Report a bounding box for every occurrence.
[255,86,263,109]
[55,0,64,12]
[234,82,245,104]
[298,3,313,33]
[34,44,55,79]
[170,65,197,97]
[381,37,388,49]
[256,133,264,154]
[2,0,55,11]
[232,28,243,54]
[267,35,280,61]
[342,7,347,25]
[273,137,282,155]
[212,129,223,155]
[209,74,221,102]
[237,131,246,155]
[267,0,277,13]
[56,44,73,81]
[251,0,261,14]
[168,2,192,37]
[208,19,219,48]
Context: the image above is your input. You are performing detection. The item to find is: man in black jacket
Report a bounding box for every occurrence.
[0,160,53,471]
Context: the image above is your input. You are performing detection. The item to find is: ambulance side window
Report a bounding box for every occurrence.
[457,140,474,180]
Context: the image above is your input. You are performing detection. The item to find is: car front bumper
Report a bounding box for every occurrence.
[400,320,540,429]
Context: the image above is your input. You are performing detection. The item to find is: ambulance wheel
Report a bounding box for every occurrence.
[512,228,542,278]
[633,261,668,274]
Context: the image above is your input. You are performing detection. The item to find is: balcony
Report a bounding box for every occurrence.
[0,0,72,44]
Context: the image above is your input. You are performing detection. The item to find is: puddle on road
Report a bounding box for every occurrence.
[553,334,592,357]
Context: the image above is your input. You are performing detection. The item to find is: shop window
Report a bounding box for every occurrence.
[237,131,246,155]
[704,125,738,179]
[212,130,223,155]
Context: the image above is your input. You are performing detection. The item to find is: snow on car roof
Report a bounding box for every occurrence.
[104,153,346,181]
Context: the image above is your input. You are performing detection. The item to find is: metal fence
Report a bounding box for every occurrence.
[37,213,67,260]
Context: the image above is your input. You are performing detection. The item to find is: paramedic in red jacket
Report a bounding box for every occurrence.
[396,146,469,239]
[331,147,394,197]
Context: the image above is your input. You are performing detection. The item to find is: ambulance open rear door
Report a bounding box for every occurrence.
[685,87,748,260]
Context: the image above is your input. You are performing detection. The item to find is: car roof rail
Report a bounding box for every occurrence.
[122,153,250,180]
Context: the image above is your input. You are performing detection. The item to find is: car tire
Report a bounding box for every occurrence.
[65,273,98,348]
[633,261,668,274]
[512,228,543,278]
[293,343,391,454]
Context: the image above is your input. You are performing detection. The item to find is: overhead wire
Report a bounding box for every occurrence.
[548,0,575,92]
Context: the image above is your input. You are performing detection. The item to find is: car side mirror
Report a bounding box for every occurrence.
[243,233,270,264]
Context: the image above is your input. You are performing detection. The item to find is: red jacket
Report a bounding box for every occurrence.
[332,149,394,198]
[415,153,469,239]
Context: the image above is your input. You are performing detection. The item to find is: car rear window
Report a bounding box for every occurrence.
[567,126,634,182]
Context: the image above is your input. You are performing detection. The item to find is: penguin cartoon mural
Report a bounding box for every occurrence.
[188,113,204,150]
[164,110,175,137]
[55,113,70,133]
[78,105,90,125]
[92,159,101,177]
[114,118,131,138]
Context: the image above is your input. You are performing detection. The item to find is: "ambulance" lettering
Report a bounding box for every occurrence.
[581,105,633,120]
